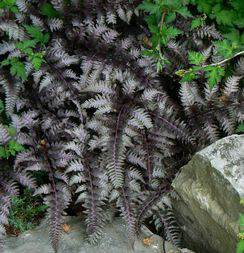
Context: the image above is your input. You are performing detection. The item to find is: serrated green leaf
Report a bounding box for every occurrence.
[188,51,205,65]
[24,25,43,40]
[165,13,176,23]
[205,66,225,90]
[196,1,211,14]
[9,59,27,81]
[176,7,192,18]
[215,10,235,26]
[224,29,240,43]
[215,40,234,58]
[39,3,59,18]
[42,33,50,44]
[24,25,49,44]
[142,49,159,58]
[138,1,161,14]
[31,56,43,71]
[191,18,203,29]
[16,40,37,50]
[167,26,182,38]
[1,59,10,66]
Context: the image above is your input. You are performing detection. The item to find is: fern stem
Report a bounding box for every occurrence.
[143,130,153,184]
[40,140,60,253]
[112,106,126,187]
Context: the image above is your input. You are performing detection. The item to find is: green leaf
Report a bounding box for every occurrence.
[1,59,10,66]
[191,17,203,29]
[236,240,244,253]
[196,1,212,14]
[167,26,182,38]
[205,66,225,90]
[176,7,192,18]
[142,49,159,58]
[10,5,18,13]
[7,127,16,137]
[16,40,37,51]
[165,13,176,23]
[181,70,196,82]
[137,1,161,14]
[156,60,163,73]
[9,58,27,81]
[0,0,16,8]
[0,99,4,114]
[215,10,235,26]
[188,51,205,65]
[24,25,49,44]
[214,40,234,58]
[39,3,59,17]
[42,33,50,44]
[0,146,6,158]
[236,123,244,133]
[224,29,240,43]
[8,139,24,152]
[30,55,43,71]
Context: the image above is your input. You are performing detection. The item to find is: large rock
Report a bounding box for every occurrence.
[3,216,195,253]
[172,134,244,253]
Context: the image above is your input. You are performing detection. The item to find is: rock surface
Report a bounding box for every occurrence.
[3,216,195,253]
[172,134,244,253]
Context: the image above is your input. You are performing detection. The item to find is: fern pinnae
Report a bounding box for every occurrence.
[143,129,153,183]
[136,185,168,232]
[223,75,242,97]
[118,186,137,236]
[107,106,128,189]
[150,112,195,145]
[155,208,182,247]
[39,139,65,253]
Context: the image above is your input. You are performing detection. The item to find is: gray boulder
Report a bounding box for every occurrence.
[3,216,195,253]
[172,134,244,253]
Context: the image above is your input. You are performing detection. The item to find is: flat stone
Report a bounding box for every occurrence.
[172,134,244,253]
[3,216,194,253]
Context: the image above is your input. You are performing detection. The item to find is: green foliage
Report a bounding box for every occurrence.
[138,0,192,72]
[188,51,205,65]
[24,25,50,45]
[8,189,48,233]
[16,40,46,71]
[39,3,60,18]
[204,66,225,89]
[0,127,24,159]
[189,0,244,58]
[0,0,18,13]
[1,57,27,81]
[0,101,24,159]
[236,123,244,133]
[140,0,244,90]
[0,25,49,79]
[191,14,206,29]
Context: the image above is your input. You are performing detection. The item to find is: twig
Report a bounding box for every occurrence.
[202,50,244,67]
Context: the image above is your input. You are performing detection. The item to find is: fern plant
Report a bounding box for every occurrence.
[0,1,244,253]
